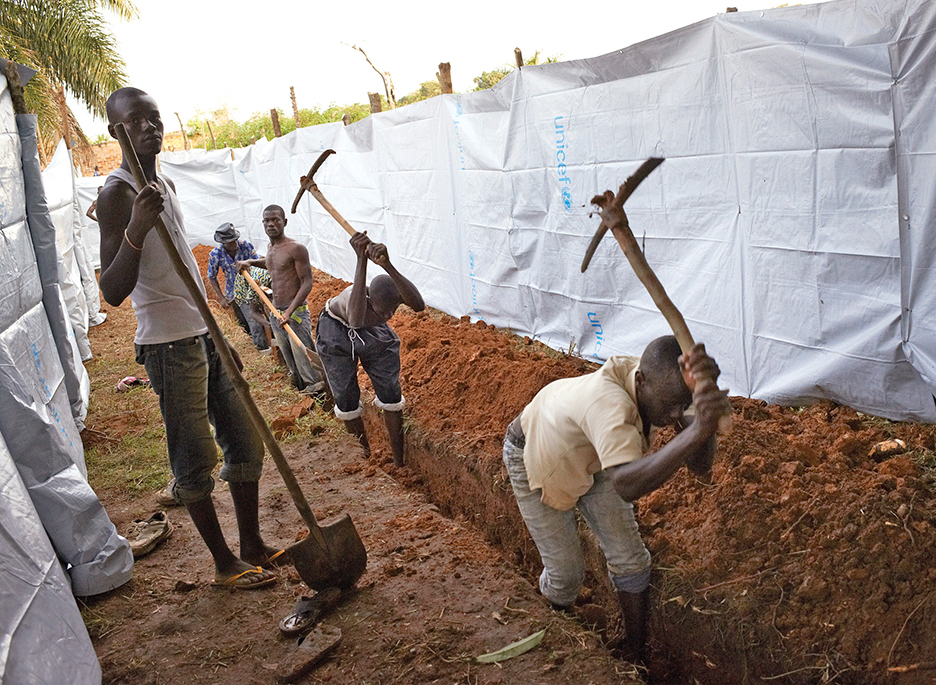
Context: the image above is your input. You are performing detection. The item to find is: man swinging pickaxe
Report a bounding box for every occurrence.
[582,157,732,472]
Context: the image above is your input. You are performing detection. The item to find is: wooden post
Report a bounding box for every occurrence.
[271,108,282,137]
[514,48,524,68]
[174,112,190,150]
[290,87,301,129]
[438,62,453,94]
[342,113,351,126]
[368,92,382,113]
[206,121,217,149]
[58,85,72,149]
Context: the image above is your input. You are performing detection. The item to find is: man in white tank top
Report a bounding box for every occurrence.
[97,87,281,589]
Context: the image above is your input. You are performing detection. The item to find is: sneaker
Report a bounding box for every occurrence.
[155,479,181,507]
[127,512,173,558]
[258,347,272,356]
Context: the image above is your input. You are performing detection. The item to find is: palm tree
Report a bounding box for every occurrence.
[0,0,137,165]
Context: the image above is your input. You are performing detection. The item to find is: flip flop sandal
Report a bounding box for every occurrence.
[264,549,290,568]
[212,566,276,590]
[279,588,342,637]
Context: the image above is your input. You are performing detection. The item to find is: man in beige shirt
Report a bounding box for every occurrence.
[504,336,729,663]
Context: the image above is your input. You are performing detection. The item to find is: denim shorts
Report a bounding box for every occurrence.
[315,309,402,419]
[503,432,651,606]
[135,334,264,504]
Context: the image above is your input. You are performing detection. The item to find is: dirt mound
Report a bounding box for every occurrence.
[177,247,936,682]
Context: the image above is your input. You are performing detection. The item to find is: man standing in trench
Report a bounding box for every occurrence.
[315,231,425,467]
[503,335,729,663]
[237,205,324,394]
[96,87,280,589]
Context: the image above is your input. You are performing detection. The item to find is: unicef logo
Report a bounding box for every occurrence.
[561,187,573,212]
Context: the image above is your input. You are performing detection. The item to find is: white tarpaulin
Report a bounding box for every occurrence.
[156,0,933,422]
[1,62,132,684]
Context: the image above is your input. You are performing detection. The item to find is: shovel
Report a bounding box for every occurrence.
[114,123,366,591]
[240,270,329,399]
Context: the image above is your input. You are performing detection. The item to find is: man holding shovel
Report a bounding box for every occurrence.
[315,232,425,467]
[96,87,280,589]
[503,336,729,663]
[237,205,325,395]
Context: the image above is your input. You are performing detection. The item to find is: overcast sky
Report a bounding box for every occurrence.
[73,0,825,139]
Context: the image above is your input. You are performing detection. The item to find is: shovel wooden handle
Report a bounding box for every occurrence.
[113,123,330,552]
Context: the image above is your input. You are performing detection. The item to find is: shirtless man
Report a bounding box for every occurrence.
[237,205,324,393]
[315,232,425,466]
[96,87,280,589]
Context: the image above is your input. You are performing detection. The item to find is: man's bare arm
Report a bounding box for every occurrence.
[367,243,425,312]
[98,181,164,306]
[610,348,730,502]
[346,233,371,328]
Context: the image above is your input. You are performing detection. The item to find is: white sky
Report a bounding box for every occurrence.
[73,0,824,139]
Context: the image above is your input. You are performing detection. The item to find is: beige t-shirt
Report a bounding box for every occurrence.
[520,355,649,511]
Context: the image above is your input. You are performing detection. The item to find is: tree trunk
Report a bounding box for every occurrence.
[438,62,453,94]
[271,108,282,137]
[58,85,72,149]
[206,121,217,149]
[290,87,301,128]
[368,93,382,113]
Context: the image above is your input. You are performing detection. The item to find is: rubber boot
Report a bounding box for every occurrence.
[616,588,649,666]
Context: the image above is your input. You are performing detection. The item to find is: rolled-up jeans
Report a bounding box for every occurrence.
[270,307,321,391]
[135,334,264,504]
[503,433,651,607]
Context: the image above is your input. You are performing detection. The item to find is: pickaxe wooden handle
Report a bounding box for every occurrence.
[113,123,331,551]
[584,157,732,445]
[290,149,357,237]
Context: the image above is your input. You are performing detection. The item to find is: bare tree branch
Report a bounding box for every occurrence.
[344,43,396,109]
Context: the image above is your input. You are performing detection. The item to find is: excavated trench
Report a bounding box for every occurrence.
[201,252,936,685]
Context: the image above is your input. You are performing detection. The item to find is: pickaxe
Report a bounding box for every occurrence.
[291,149,357,237]
[582,157,731,471]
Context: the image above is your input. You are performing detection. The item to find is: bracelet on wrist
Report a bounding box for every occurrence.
[124,232,143,251]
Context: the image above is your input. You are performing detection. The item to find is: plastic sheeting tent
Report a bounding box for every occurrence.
[1,63,132,683]
[157,0,935,422]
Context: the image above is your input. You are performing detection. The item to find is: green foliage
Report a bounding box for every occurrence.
[184,102,373,150]
[397,80,441,106]
[473,51,563,91]
[0,0,136,154]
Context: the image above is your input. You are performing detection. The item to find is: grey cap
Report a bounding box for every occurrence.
[214,223,239,244]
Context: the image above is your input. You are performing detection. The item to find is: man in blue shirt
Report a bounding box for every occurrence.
[207,223,266,349]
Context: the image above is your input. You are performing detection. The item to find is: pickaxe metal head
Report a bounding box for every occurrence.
[580,157,664,273]
[291,148,336,214]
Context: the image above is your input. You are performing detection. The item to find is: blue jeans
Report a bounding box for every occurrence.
[503,434,651,607]
[270,307,321,391]
[136,334,264,504]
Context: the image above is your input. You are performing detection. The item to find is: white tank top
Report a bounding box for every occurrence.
[107,168,208,344]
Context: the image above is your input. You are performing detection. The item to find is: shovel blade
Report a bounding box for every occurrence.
[286,513,367,591]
